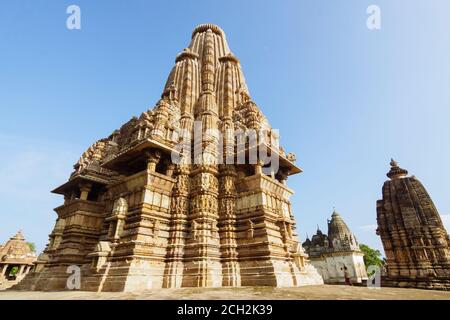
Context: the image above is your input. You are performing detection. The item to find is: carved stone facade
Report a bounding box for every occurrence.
[0,231,36,290]
[302,210,368,284]
[376,160,450,290]
[16,24,322,292]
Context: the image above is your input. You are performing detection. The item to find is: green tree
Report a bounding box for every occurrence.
[359,244,383,271]
[27,242,36,252]
[10,266,19,276]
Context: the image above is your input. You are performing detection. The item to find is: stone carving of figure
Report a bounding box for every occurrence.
[287,152,296,163]
[224,177,234,195]
[225,200,234,216]
[178,176,187,192]
[192,220,198,239]
[109,197,128,242]
[153,219,160,239]
[247,220,254,239]
[74,140,107,173]
[201,174,210,191]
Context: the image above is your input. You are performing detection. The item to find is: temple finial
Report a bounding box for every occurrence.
[12,229,25,240]
[387,158,408,179]
[332,207,339,216]
[390,158,398,167]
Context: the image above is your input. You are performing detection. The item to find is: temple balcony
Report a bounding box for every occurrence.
[234,172,294,221]
[106,168,175,218]
[54,199,105,227]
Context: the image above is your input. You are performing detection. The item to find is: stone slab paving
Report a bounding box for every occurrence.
[0,285,449,300]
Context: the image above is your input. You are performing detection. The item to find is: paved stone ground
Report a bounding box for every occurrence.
[0,285,449,300]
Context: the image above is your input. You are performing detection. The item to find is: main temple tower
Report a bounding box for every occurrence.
[17,24,323,291]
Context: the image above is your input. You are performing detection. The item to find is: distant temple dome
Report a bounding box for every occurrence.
[302,210,367,284]
[310,227,328,247]
[327,209,357,248]
[0,230,36,290]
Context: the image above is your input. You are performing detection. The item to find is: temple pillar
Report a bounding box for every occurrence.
[255,161,263,175]
[0,264,7,276]
[278,169,288,185]
[18,265,25,276]
[218,166,241,286]
[79,183,92,201]
[166,162,176,178]
[163,166,189,288]
[146,150,162,172]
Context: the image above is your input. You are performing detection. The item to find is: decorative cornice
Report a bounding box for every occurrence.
[192,24,225,38]
[175,48,199,62]
[387,158,408,179]
[219,53,239,64]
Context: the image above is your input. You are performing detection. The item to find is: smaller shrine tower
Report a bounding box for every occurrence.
[303,210,368,284]
[376,159,450,290]
[0,231,36,290]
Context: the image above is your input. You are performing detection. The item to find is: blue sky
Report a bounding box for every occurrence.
[1,0,449,253]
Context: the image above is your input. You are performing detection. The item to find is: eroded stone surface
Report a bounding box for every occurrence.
[376,160,450,290]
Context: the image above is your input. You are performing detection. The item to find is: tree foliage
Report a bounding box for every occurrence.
[359,244,383,270]
[27,242,36,252]
[10,266,19,276]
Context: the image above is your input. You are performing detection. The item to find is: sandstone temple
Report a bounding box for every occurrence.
[302,210,368,284]
[376,159,450,290]
[0,231,36,290]
[17,24,323,291]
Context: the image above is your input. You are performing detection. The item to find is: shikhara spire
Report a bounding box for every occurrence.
[163,24,268,135]
[377,160,450,290]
